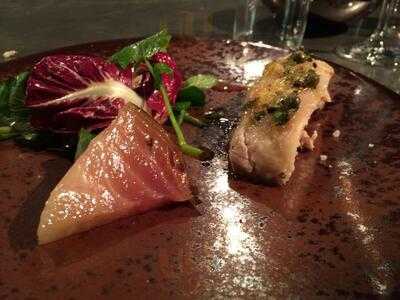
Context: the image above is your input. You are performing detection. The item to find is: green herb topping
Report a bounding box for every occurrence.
[253,93,300,125]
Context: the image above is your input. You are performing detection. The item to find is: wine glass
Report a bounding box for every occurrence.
[280,0,312,49]
[337,0,400,67]
[233,0,258,40]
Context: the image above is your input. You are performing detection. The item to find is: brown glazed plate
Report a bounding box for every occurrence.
[0,38,400,300]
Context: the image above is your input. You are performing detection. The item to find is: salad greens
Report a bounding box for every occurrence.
[111,30,171,68]
[183,74,218,90]
[145,59,203,157]
[152,63,173,89]
[75,128,96,160]
[0,29,219,159]
[0,71,36,141]
[173,74,218,129]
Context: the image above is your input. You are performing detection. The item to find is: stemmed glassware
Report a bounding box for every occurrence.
[337,0,400,67]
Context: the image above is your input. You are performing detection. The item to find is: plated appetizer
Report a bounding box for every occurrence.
[0,30,216,244]
[0,31,335,244]
[229,51,334,185]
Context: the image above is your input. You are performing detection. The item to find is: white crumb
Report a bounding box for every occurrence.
[368,143,375,148]
[329,164,333,168]
[223,86,228,90]
[320,155,328,161]
[332,130,341,138]
[2,50,17,59]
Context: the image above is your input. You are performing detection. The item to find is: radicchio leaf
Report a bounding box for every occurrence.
[146,52,182,123]
[25,55,145,133]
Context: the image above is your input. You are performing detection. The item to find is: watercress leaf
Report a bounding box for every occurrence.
[183,112,205,128]
[183,74,218,90]
[152,62,173,89]
[75,128,96,160]
[0,126,17,140]
[0,79,12,117]
[110,30,171,68]
[9,71,30,117]
[153,63,172,75]
[177,86,205,107]
[175,101,191,112]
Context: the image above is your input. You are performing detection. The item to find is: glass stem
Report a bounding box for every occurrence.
[375,0,393,34]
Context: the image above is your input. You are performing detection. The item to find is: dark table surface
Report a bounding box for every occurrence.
[1,0,398,93]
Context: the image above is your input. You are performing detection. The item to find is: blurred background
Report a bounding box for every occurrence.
[0,0,399,92]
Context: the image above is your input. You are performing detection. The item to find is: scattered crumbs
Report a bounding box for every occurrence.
[332,130,341,138]
[320,155,328,162]
[2,50,17,59]
[368,143,375,148]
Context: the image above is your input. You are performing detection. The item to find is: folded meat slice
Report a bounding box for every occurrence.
[38,103,192,244]
[229,52,334,185]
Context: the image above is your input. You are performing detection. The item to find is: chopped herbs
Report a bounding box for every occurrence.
[283,50,320,90]
[271,110,289,125]
[247,51,320,126]
[242,100,256,111]
[292,69,319,89]
[286,51,312,65]
[254,110,267,121]
[279,93,300,111]
[253,92,300,125]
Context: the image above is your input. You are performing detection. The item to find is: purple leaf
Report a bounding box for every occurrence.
[25,55,145,133]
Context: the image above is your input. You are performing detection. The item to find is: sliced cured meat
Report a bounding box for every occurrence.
[37,103,191,244]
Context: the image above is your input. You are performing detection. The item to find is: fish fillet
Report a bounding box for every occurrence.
[37,103,192,244]
[229,52,334,185]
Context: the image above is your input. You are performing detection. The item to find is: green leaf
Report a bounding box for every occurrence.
[110,30,171,68]
[75,128,96,160]
[152,63,172,89]
[0,79,12,118]
[177,86,205,107]
[9,71,29,116]
[183,74,218,90]
[0,71,36,141]
[183,112,205,128]
[146,59,203,157]
[153,63,172,75]
[0,126,18,140]
[175,101,191,112]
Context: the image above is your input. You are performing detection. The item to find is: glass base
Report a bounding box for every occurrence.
[336,31,400,68]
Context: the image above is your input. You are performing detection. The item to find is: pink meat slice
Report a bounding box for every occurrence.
[37,103,192,244]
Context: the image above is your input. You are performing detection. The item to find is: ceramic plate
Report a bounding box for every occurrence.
[1,38,400,299]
